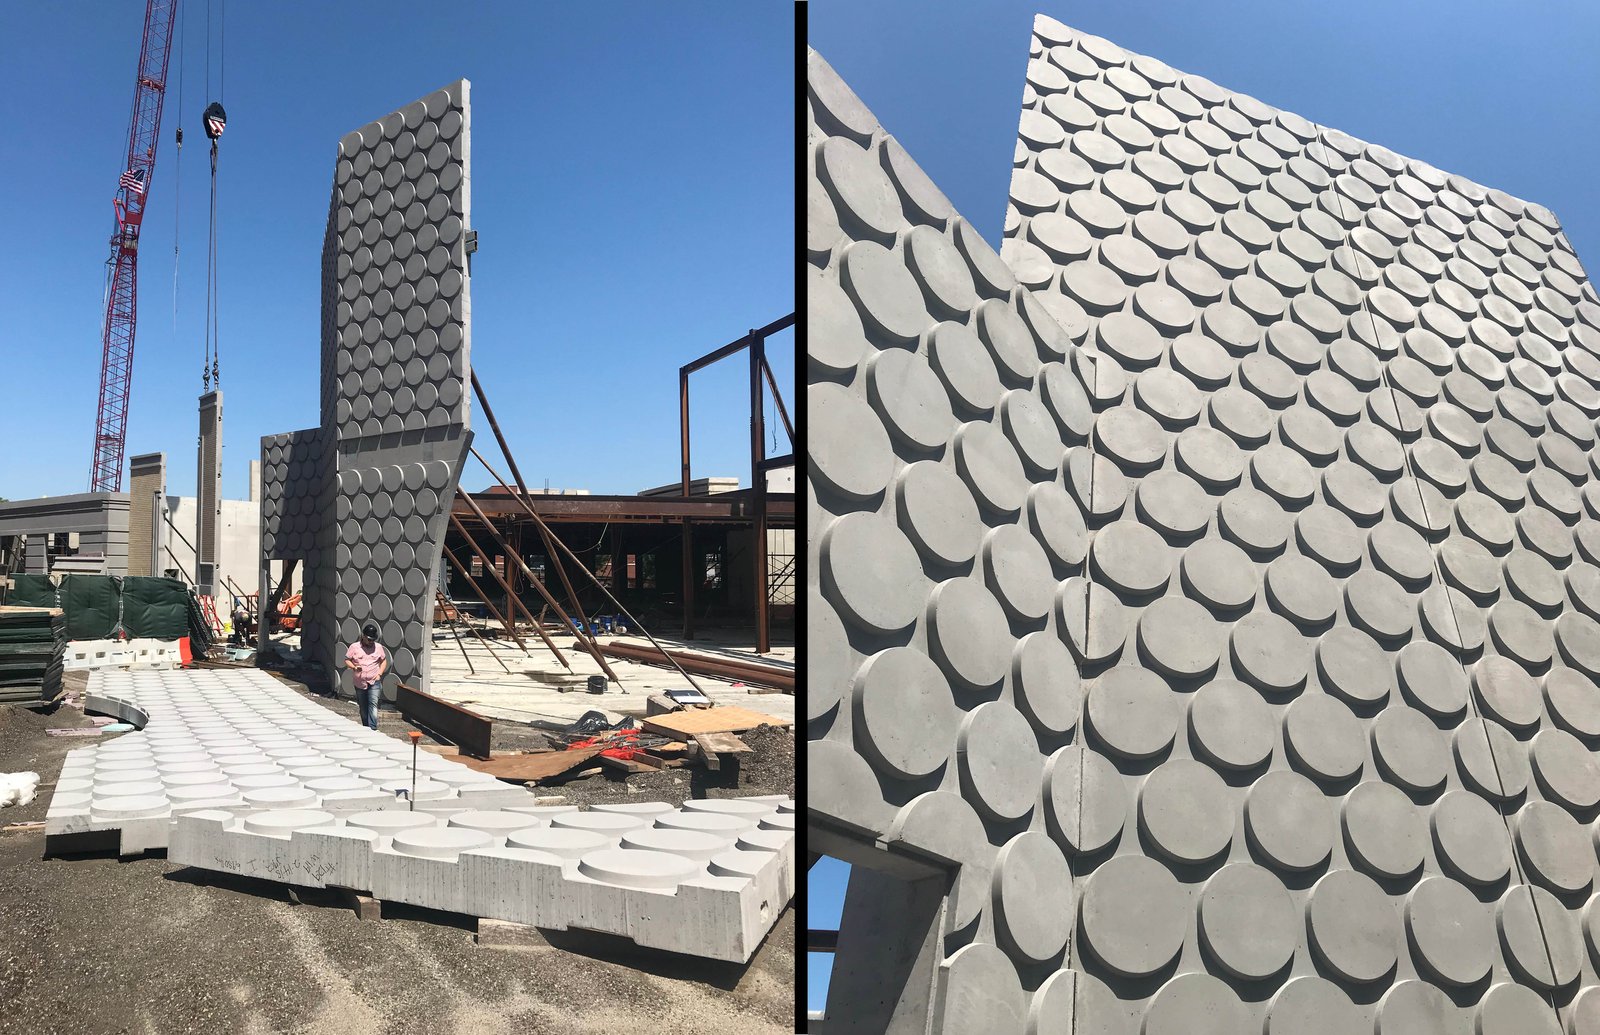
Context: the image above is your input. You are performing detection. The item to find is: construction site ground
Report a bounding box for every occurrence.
[0,667,796,1035]
[266,621,796,728]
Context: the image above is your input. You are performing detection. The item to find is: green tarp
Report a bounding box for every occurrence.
[8,574,58,608]
[121,577,191,640]
[5,574,200,643]
[58,574,120,640]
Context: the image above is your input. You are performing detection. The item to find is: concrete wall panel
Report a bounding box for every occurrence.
[196,391,224,596]
[808,23,1600,1034]
[127,453,165,578]
[259,80,472,695]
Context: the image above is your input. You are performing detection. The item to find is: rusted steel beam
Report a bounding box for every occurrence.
[598,640,793,692]
[457,611,513,675]
[264,557,298,629]
[751,330,770,656]
[455,493,613,682]
[441,543,530,653]
[679,313,797,375]
[395,682,492,760]
[465,442,600,665]
[437,588,513,675]
[448,514,572,670]
[469,371,531,494]
[453,494,796,522]
[437,592,476,675]
[468,446,706,695]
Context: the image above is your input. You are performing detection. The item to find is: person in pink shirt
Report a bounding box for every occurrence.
[344,623,389,730]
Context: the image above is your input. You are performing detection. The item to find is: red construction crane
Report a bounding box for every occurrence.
[88,0,180,493]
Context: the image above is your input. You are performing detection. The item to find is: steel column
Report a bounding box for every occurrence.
[751,330,770,655]
[680,366,694,640]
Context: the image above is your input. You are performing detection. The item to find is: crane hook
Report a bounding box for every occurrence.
[203,101,227,140]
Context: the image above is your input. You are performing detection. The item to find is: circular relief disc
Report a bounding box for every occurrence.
[1307,868,1400,984]
[1189,679,1275,771]
[1079,855,1188,978]
[1246,770,1336,873]
[1285,693,1364,783]
[1043,745,1125,855]
[1138,757,1235,865]
[1086,666,1181,762]
[1342,780,1427,880]
[1431,789,1513,887]
[1198,863,1299,980]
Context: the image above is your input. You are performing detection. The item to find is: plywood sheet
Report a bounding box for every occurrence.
[640,705,790,741]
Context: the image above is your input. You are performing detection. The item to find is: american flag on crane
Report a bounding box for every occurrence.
[119,168,146,196]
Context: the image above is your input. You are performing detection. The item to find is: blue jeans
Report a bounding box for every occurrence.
[359,680,381,730]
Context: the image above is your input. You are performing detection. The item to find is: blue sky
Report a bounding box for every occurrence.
[806,0,1600,1015]
[0,3,793,501]
[808,855,849,1015]
[810,0,1600,267]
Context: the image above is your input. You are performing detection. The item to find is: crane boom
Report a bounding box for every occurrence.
[89,0,179,493]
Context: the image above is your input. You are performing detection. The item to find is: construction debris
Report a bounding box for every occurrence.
[0,605,66,703]
[1,771,41,807]
[453,747,604,783]
[691,732,752,773]
[641,704,791,742]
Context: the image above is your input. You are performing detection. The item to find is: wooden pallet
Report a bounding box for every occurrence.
[640,705,790,742]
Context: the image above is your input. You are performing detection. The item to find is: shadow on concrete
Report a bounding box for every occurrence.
[535,919,773,990]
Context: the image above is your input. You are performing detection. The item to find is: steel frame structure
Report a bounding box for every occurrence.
[678,313,796,653]
[90,0,179,492]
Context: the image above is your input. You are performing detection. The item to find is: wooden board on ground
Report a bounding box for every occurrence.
[640,705,790,741]
[453,748,602,782]
[597,754,660,775]
[422,744,544,758]
[692,732,751,772]
[693,732,752,755]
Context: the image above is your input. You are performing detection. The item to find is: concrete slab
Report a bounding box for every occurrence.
[44,668,537,854]
[169,794,795,963]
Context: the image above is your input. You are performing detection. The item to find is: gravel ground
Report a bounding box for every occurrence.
[0,672,795,1035]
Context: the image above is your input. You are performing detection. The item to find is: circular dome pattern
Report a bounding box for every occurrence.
[808,33,1600,1035]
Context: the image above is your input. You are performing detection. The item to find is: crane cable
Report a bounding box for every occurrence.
[201,0,224,390]
[201,0,211,389]
[206,129,219,389]
[213,0,224,387]
[172,0,184,335]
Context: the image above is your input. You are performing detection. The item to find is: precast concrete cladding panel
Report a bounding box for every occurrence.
[260,80,473,695]
[808,17,1600,1034]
